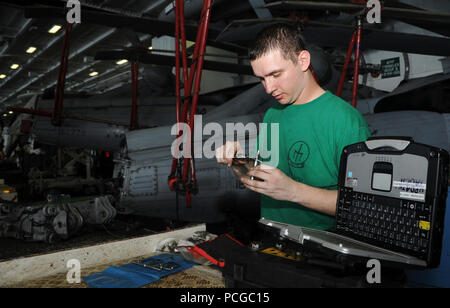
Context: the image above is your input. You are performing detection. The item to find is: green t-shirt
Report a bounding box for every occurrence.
[256,91,371,230]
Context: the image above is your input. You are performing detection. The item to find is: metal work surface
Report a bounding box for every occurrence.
[0,224,207,286]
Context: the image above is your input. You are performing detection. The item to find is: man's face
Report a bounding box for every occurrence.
[250,48,306,105]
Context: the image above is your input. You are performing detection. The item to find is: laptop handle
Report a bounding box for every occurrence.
[365,136,413,151]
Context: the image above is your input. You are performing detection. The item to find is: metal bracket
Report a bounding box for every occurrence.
[248,0,272,19]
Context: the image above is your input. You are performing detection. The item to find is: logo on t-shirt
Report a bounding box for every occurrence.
[288,141,310,169]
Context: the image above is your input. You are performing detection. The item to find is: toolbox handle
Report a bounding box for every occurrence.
[365,136,413,151]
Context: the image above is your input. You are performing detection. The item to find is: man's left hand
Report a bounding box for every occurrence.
[241,164,298,202]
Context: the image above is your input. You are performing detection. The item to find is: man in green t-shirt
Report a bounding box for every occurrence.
[216,23,370,230]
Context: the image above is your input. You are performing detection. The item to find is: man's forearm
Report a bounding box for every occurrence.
[291,182,338,216]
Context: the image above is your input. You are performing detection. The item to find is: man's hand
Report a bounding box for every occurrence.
[215,141,243,167]
[242,164,338,216]
[242,164,297,202]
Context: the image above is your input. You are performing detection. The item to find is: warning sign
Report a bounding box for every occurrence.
[381,57,401,79]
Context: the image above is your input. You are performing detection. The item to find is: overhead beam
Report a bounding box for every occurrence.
[23,6,246,53]
[217,19,450,57]
[94,50,254,75]
[265,1,450,25]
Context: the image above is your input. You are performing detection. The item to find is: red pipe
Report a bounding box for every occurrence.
[352,17,362,108]
[177,0,207,182]
[170,0,181,180]
[182,0,213,183]
[169,0,213,207]
[179,0,189,92]
[180,0,208,126]
[171,0,197,167]
[336,32,356,97]
[170,0,188,179]
[52,23,73,126]
[170,0,196,182]
[179,20,202,128]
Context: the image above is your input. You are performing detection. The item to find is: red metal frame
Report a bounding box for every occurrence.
[351,17,363,108]
[52,23,73,126]
[183,0,213,182]
[169,0,214,207]
[336,16,363,108]
[170,0,182,184]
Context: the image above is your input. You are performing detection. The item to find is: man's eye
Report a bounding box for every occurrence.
[273,73,280,78]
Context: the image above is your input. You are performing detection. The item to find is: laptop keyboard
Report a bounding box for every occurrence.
[336,187,432,259]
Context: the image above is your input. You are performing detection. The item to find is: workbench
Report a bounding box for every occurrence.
[5,254,224,288]
[0,224,225,288]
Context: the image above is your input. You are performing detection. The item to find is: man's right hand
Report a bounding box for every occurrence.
[215,141,243,166]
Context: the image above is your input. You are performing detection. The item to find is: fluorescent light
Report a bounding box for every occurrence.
[26,46,37,54]
[89,71,99,77]
[0,74,6,79]
[48,25,62,34]
[116,59,128,65]
[148,46,153,50]
[10,64,19,70]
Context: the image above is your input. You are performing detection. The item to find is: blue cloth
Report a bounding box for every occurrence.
[83,254,196,288]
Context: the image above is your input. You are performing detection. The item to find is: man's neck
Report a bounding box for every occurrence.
[293,72,325,105]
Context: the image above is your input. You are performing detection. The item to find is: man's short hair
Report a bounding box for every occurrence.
[248,23,306,63]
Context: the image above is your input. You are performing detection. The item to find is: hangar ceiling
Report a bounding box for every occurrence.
[0,0,449,112]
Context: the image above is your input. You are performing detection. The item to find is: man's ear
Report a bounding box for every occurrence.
[297,50,311,72]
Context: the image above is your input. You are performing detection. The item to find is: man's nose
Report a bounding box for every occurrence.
[264,79,275,95]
